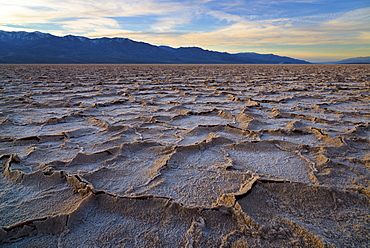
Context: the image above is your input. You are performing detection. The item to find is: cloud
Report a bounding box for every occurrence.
[58,4,369,53]
[207,10,244,23]
[0,0,186,24]
[0,0,368,62]
[60,18,121,34]
[149,1,204,32]
[0,0,213,35]
[321,7,370,30]
[169,7,370,48]
[152,15,191,32]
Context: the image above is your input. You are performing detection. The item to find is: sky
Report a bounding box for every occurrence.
[0,0,369,62]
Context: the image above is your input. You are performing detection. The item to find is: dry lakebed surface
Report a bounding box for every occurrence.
[0,64,369,247]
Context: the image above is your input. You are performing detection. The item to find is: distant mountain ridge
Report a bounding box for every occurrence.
[323,56,370,64]
[0,30,310,64]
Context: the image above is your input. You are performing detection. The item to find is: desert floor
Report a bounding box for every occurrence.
[0,64,369,247]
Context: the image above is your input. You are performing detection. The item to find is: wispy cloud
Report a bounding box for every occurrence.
[0,0,187,26]
[170,7,370,46]
[60,18,121,34]
[207,10,244,23]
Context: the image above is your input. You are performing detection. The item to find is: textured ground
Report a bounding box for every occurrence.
[0,64,369,247]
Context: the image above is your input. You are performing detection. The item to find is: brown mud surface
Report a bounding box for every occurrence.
[0,64,369,247]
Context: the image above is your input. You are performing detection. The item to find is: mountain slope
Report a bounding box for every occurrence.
[330,56,370,64]
[0,30,310,64]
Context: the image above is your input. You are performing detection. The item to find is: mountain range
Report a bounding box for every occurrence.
[0,30,310,64]
[322,56,370,64]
